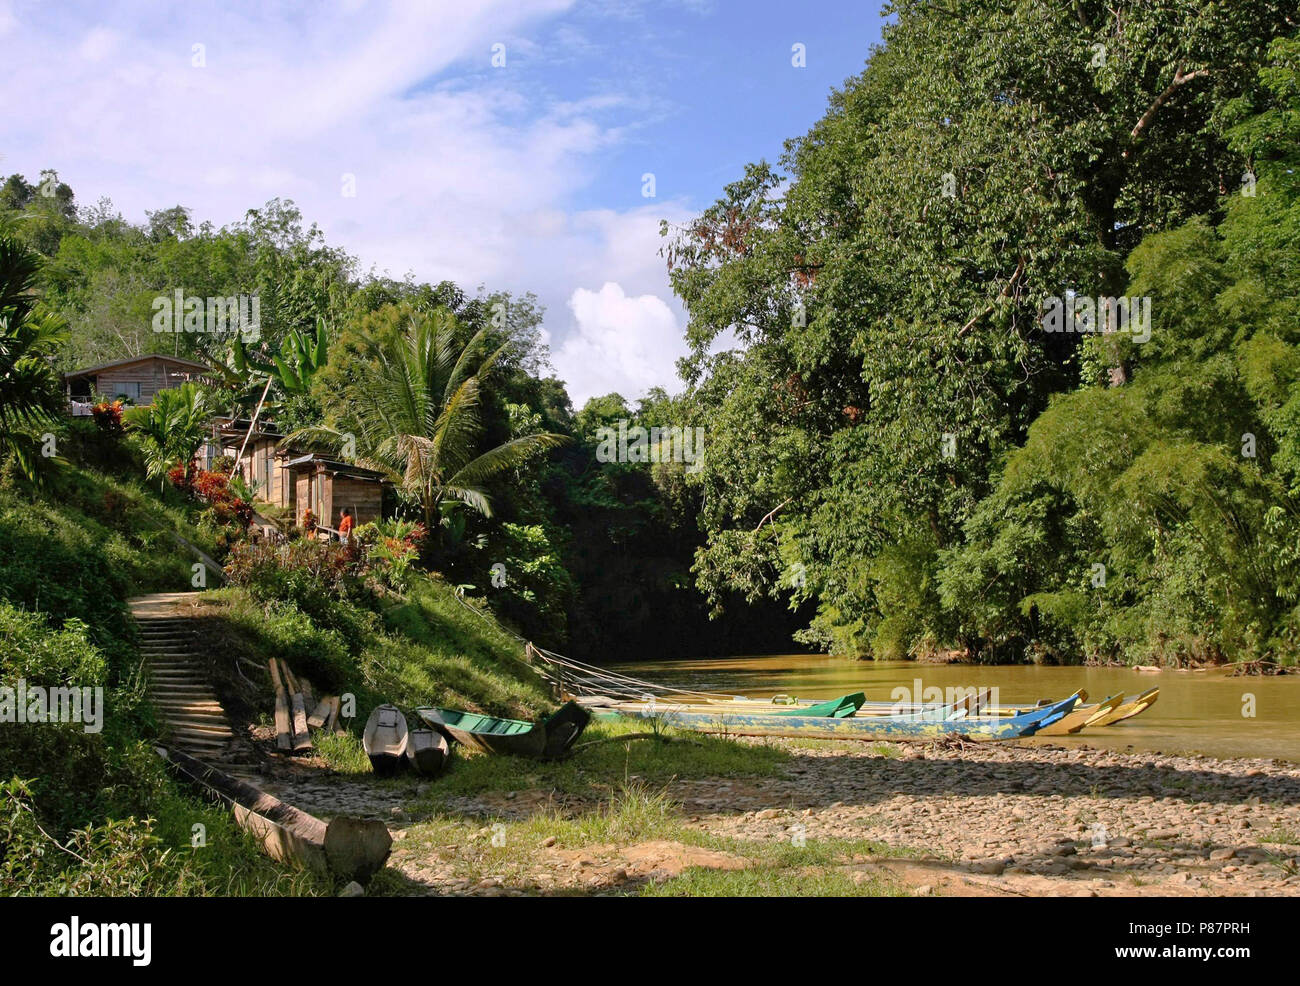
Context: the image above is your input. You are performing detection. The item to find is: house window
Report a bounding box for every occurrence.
[116,381,141,402]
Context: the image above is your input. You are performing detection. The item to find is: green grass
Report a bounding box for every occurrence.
[1260,825,1300,846]
[314,731,372,774]
[411,717,788,805]
[638,866,905,897]
[374,579,551,717]
[777,736,905,757]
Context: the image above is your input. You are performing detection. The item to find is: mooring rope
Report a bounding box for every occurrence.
[449,589,738,701]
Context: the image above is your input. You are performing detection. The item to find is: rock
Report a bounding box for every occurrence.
[339,881,365,897]
[969,859,1006,875]
[541,835,557,848]
[756,808,780,820]
[1209,848,1236,862]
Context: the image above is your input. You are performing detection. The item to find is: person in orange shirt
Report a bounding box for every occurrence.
[338,507,355,544]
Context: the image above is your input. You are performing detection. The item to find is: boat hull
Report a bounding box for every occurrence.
[600,694,1080,742]
[1087,688,1159,727]
[363,704,409,776]
[417,701,591,760]
[406,728,451,775]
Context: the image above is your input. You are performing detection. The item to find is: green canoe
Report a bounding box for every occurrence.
[770,692,865,718]
[416,700,591,760]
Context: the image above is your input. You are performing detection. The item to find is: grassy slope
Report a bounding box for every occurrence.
[0,462,334,895]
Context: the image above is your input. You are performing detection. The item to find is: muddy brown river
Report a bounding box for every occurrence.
[610,654,1300,761]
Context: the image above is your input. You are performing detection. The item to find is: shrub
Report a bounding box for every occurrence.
[223,539,378,659]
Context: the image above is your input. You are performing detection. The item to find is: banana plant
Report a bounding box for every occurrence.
[231,316,328,395]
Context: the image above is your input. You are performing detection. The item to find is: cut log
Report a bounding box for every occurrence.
[268,658,291,751]
[280,661,312,753]
[324,816,396,883]
[156,745,391,882]
[307,698,332,730]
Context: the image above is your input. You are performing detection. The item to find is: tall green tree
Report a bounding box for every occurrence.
[666,0,1296,657]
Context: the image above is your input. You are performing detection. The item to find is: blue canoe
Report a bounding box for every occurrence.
[595,692,1081,742]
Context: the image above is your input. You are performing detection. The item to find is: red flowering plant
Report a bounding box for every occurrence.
[169,464,252,528]
[91,399,124,435]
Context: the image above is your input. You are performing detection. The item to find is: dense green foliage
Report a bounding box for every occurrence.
[666,6,1300,665]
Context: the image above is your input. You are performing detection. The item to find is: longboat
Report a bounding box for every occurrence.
[416,700,591,760]
[363,704,409,775]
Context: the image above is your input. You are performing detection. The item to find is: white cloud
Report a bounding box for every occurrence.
[555,281,685,406]
[2,0,697,404]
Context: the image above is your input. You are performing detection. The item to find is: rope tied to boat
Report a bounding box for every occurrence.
[449,589,740,701]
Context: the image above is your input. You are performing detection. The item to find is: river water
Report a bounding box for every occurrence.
[609,654,1300,762]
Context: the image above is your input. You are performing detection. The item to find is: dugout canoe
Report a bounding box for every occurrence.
[363,704,409,776]
[406,728,451,776]
[597,692,1081,742]
[1035,693,1120,736]
[154,744,392,882]
[416,700,591,760]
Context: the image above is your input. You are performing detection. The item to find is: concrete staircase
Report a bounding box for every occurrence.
[130,593,237,761]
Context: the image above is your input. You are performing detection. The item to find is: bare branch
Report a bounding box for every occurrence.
[1123,65,1210,159]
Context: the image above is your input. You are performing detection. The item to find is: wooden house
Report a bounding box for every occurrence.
[208,418,387,532]
[65,355,217,413]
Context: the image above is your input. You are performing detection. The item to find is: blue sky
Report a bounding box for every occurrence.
[3,0,888,404]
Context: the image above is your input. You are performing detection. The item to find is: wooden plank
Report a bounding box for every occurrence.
[326,695,341,734]
[268,658,291,751]
[156,745,391,882]
[281,661,312,752]
[307,698,332,730]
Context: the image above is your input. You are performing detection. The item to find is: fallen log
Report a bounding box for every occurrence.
[268,658,292,751]
[326,695,342,734]
[155,745,392,883]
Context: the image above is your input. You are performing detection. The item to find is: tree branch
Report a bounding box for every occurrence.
[1123,66,1210,159]
[753,497,792,533]
[956,254,1026,337]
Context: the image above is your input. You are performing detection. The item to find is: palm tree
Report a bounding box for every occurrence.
[123,382,214,488]
[0,234,66,482]
[291,309,565,528]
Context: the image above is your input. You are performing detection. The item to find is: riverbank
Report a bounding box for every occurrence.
[254,732,1300,897]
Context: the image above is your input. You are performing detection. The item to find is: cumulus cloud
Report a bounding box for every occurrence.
[2,0,696,404]
[554,281,686,407]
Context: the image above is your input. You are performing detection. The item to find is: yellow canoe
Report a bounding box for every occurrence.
[1087,687,1159,727]
[1037,693,1121,735]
